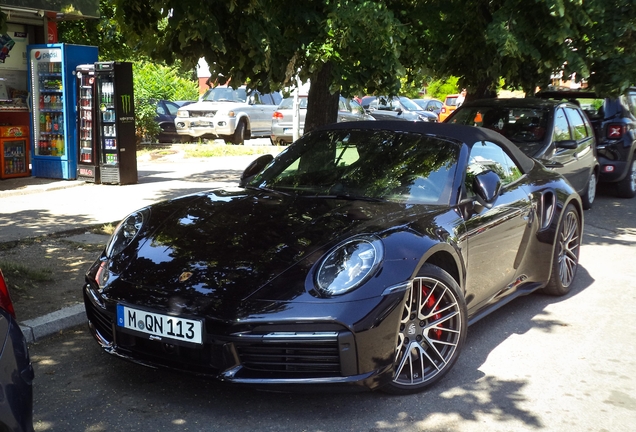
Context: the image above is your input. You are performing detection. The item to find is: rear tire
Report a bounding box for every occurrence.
[581,172,597,210]
[616,158,636,198]
[542,204,581,296]
[382,263,467,395]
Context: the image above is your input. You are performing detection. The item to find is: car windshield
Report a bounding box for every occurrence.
[278,97,308,110]
[398,97,423,111]
[447,106,551,155]
[247,129,460,205]
[201,87,247,103]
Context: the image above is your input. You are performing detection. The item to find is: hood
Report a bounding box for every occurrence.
[181,100,247,111]
[105,188,435,315]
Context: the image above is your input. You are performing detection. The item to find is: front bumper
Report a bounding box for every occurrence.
[175,116,237,138]
[83,283,404,391]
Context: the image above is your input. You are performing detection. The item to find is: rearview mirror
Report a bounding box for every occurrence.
[473,170,502,208]
[239,154,274,187]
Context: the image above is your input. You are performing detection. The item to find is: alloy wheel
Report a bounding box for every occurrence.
[557,210,580,287]
[393,276,462,387]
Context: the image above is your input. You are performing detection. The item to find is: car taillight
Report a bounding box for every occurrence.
[272,111,284,120]
[0,270,16,319]
[607,124,625,139]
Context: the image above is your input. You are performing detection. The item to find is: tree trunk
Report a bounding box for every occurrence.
[304,62,340,134]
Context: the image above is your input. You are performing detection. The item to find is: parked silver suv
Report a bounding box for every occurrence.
[175,86,282,144]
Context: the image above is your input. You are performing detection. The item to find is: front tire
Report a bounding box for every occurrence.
[542,203,581,296]
[581,171,597,210]
[231,120,246,145]
[616,158,636,198]
[382,264,467,395]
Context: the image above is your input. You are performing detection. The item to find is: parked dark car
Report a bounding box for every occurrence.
[83,121,582,394]
[412,98,443,119]
[362,96,438,122]
[446,98,600,209]
[154,99,182,143]
[536,89,636,198]
[0,269,34,432]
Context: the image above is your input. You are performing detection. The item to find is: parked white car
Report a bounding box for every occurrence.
[175,86,282,144]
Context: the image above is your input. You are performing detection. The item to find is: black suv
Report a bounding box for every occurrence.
[536,89,636,198]
[445,97,600,209]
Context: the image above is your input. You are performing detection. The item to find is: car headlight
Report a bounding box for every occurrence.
[315,236,384,296]
[105,208,150,258]
[418,114,429,122]
[177,110,189,118]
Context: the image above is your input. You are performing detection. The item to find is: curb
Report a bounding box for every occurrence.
[19,303,87,344]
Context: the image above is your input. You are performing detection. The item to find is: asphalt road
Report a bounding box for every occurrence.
[28,184,636,432]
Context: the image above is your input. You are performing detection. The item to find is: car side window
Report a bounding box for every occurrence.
[465,141,523,197]
[260,94,273,105]
[156,105,166,115]
[553,108,572,142]
[564,107,589,140]
[338,98,348,112]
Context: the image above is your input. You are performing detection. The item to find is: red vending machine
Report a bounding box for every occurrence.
[75,64,100,183]
[95,61,137,185]
[0,125,30,179]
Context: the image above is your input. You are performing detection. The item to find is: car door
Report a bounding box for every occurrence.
[368,97,403,121]
[460,140,533,316]
[248,91,267,134]
[543,107,589,194]
[564,106,596,190]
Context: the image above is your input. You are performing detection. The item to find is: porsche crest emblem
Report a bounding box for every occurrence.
[178,272,193,282]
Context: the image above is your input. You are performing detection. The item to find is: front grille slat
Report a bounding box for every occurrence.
[235,335,342,376]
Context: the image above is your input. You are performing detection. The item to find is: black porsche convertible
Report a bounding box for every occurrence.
[83,121,583,394]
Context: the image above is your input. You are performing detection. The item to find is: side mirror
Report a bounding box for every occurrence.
[556,139,577,149]
[472,170,501,208]
[239,154,274,187]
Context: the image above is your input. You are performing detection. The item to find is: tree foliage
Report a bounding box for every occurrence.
[134,63,199,142]
[79,0,636,131]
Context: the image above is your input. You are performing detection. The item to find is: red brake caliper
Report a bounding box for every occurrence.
[423,285,443,339]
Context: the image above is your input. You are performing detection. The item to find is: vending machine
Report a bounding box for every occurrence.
[27,44,98,179]
[75,64,99,183]
[95,61,137,185]
[0,125,30,179]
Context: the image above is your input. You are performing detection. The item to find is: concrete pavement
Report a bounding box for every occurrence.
[1,143,279,342]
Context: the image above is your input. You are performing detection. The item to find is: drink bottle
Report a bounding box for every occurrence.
[57,135,64,156]
[45,114,51,132]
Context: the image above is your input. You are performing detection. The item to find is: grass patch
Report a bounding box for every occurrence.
[0,260,53,291]
[183,143,284,158]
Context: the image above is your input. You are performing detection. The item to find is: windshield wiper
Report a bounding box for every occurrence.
[245,185,293,196]
[307,193,384,202]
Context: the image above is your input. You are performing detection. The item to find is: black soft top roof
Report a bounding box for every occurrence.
[314,120,536,173]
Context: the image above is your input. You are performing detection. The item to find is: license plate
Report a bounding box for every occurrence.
[192,121,210,127]
[283,128,293,134]
[116,305,203,345]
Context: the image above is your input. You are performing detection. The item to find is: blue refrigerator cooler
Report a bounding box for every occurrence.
[28,44,98,179]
